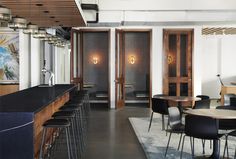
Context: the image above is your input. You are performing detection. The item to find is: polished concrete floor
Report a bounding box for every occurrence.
[84,106,150,159]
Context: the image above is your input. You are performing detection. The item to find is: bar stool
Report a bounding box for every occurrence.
[39,119,72,159]
[52,111,79,159]
[59,105,86,156]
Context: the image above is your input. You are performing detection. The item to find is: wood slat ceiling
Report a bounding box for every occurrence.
[1,0,86,27]
[202,27,236,35]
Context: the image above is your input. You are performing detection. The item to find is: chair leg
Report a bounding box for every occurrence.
[223,135,228,158]
[148,112,154,132]
[180,135,186,159]
[39,128,47,159]
[234,146,236,159]
[202,139,205,154]
[178,133,183,150]
[162,114,165,130]
[190,137,194,159]
[165,132,172,157]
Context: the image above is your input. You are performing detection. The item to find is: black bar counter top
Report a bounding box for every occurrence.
[0,84,76,112]
[0,84,76,159]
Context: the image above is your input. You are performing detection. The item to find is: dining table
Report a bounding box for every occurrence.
[153,95,201,117]
[184,108,236,159]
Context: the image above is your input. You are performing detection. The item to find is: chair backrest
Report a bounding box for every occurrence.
[230,97,236,106]
[151,98,169,115]
[168,107,182,129]
[193,99,210,109]
[196,95,210,100]
[224,93,236,106]
[185,115,219,140]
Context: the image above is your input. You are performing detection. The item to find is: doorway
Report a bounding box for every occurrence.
[71,29,110,107]
[115,29,152,108]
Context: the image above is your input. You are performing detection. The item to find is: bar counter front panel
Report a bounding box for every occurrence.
[0,84,76,159]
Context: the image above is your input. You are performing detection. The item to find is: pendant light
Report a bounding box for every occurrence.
[8,16,27,29]
[0,5,11,22]
[33,28,47,38]
[23,23,39,34]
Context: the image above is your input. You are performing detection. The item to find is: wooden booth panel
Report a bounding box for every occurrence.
[0,84,19,96]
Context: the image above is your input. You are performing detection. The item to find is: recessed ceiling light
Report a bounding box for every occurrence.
[36,4,43,6]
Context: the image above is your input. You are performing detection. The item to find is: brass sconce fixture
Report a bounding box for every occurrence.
[128,55,136,64]
[167,54,174,64]
[92,56,99,64]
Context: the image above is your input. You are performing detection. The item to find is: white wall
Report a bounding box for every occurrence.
[201,35,236,98]
[54,44,70,84]
[30,36,41,87]
[19,30,30,90]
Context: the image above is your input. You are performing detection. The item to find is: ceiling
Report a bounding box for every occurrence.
[1,0,86,27]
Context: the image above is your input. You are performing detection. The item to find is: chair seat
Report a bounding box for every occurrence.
[52,111,75,119]
[43,119,70,128]
[60,105,80,111]
[228,130,236,137]
[166,123,185,133]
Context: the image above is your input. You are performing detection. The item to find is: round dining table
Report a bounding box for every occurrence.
[184,108,236,159]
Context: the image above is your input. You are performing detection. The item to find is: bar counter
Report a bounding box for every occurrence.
[0,84,76,159]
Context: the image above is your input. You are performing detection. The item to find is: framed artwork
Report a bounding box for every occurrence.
[0,31,19,83]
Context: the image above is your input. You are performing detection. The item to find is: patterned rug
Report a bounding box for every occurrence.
[129,114,236,159]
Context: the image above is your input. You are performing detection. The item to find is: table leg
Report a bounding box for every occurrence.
[210,139,220,159]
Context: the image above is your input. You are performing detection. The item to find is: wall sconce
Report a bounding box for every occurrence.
[167,54,174,64]
[128,55,136,64]
[92,56,99,64]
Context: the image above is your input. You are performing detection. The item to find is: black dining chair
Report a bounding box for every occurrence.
[148,96,169,132]
[193,95,210,109]
[180,115,224,159]
[224,94,236,106]
[223,130,236,159]
[165,107,185,157]
[216,105,236,158]
[230,97,236,106]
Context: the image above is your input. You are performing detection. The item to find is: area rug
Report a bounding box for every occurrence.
[129,114,236,159]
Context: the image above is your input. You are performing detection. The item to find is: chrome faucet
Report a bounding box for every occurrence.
[42,68,55,86]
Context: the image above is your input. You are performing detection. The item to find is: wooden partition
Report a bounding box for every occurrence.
[0,84,19,96]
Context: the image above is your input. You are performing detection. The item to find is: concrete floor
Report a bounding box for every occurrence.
[84,106,150,159]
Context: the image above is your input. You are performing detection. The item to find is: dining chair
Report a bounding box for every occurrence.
[165,107,185,157]
[148,96,169,132]
[230,97,236,106]
[224,94,236,106]
[180,115,224,159]
[192,95,211,154]
[216,105,236,158]
[223,130,236,159]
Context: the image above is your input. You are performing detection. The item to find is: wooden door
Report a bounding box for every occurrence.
[163,29,193,96]
[115,29,125,108]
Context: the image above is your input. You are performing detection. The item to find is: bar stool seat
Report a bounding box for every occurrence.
[43,119,70,127]
[52,111,75,119]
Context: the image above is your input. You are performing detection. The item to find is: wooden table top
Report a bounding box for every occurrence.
[154,96,201,102]
[184,109,236,119]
